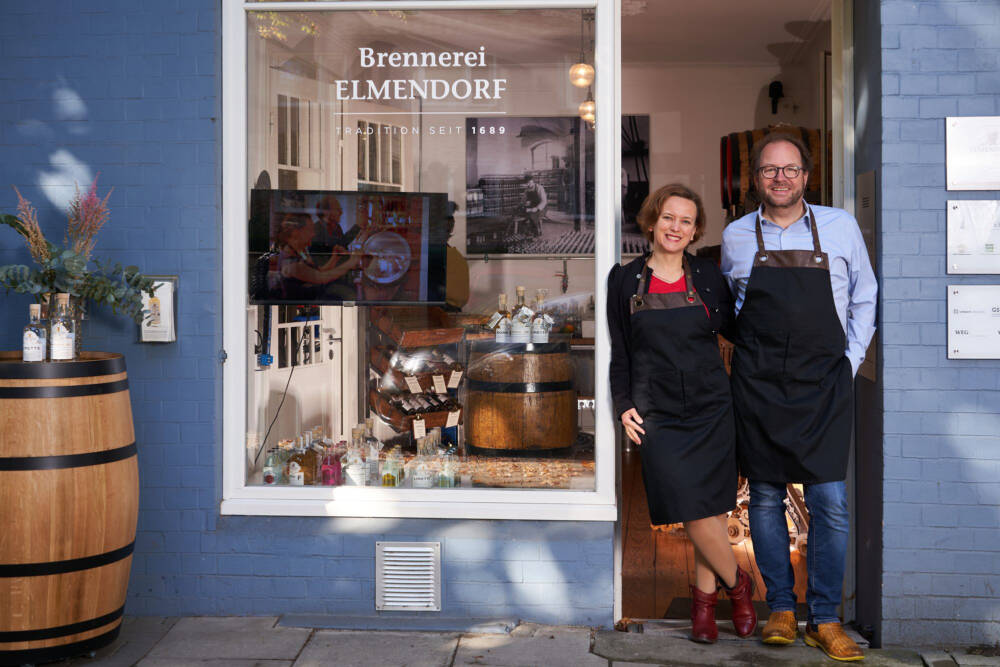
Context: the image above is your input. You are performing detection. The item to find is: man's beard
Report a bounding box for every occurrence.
[758,180,805,210]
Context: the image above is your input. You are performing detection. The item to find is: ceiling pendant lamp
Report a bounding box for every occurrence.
[569,61,594,89]
[578,88,596,125]
[569,10,595,88]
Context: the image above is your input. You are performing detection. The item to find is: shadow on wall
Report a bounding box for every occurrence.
[144,516,615,623]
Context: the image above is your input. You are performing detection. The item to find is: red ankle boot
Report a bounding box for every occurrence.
[725,566,757,638]
[689,584,718,643]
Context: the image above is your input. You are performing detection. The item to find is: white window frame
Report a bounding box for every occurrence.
[222,0,620,520]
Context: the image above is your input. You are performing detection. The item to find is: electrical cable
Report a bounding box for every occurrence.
[254,327,308,464]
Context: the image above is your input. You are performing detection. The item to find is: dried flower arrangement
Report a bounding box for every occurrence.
[1,178,155,325]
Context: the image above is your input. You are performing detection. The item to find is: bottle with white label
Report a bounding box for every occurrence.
[342,427,367,486]
[510,286,534,343]
[495,293,511,342]
[411,456,433,488]
[49,293,76,361]
[364,417,382,485]
[23,303,47,362]
[531,289,554,343]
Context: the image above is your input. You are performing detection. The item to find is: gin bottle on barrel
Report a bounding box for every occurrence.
[23,303,47,362]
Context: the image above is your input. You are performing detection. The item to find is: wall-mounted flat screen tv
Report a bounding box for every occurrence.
[248,190,449,305]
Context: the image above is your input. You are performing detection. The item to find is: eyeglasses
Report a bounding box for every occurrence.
[758,165,803,179]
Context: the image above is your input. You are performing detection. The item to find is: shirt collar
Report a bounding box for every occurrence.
[757,203,812,230]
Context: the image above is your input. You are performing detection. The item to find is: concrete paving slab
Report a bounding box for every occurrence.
[61,617,180,667]
[921,649,958,666]
[292,630,459,667]
[593,630,922,666]
[454,633,606,666]
[633,619,871,647]
[139,661,293,666]
[144,617,311,661]
[279,614,516,634]
[509,622,593,638]
[951,653,1000,666]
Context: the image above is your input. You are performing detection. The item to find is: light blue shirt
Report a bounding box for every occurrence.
[721,204,878,377]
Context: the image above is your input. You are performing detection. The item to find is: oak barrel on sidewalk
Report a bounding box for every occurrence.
[466,340,577,453]
[0,352,138,666]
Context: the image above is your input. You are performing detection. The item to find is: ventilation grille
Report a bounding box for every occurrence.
[375,541,441,611]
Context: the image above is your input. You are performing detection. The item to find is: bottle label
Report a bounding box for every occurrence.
[496,317,512,342]
[288,461,304,486]
[263,465,277,485]
[486,312,503,329]
[412,467,433,488]
[531,314,553,343]
[345,462,366,486]
[50,323,74,360]
[23,330,45,362]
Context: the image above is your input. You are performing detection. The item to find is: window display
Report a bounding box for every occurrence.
[242,7,601,496]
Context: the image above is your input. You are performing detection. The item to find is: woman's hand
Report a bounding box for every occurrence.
[621,408,645,445]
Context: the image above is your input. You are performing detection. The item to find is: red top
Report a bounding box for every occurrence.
[648,274,709,316]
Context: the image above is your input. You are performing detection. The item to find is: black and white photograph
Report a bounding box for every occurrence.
[465,116,594,255]
[622,114,650,254]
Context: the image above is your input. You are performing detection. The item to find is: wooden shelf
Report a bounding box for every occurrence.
[369,388,463,432]
[368,306,464,348]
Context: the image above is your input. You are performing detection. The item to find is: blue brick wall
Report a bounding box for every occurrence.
[880,0,1000,646]
[0,1,614,628]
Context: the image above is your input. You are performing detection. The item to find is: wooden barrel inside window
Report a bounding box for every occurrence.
[721,125,829,217]
[0,352,138,665]
[466,341,577,453]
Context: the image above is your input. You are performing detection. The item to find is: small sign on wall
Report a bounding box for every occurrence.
[946,117,1000,190]
[947,285,1000,359]
[947,200,1000,274]
[140,276,177,343]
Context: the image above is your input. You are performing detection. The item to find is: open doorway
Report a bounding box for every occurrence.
[618,0,842,622]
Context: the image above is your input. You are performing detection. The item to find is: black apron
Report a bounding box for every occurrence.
[730,208,852,483]
[630,257,737,525]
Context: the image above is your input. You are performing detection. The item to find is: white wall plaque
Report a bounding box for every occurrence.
[946,116,1000,190]
[140,276,178,343]
[948,201,1000,274]
[947,285,1000,359]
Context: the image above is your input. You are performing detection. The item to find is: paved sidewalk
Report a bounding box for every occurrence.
[45,616,991,667]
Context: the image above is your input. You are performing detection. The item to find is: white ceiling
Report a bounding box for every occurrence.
[622,0,832,65]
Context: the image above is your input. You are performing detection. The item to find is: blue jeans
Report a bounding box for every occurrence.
[748,480,849,625]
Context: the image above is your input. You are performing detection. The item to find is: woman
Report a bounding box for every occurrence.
[607,184,756,643]
[275,213,363,301]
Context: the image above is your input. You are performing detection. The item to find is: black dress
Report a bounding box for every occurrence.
[607,253,738,524]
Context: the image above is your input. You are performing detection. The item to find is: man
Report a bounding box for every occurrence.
[721,134,876,662]
[521,175,547,236]
[311,195,362,256]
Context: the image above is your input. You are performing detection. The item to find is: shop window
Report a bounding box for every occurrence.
[358,120,404,192]
[228,2,615,517]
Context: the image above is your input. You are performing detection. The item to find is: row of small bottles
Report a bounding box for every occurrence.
[22,294,76,362]
[261,418,458,488]
[487,286,554,343]
[385,392,459,416]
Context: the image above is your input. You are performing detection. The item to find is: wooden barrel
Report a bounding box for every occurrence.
[721,126,827,217]
[466,340,577,453]
[0,352,137,666]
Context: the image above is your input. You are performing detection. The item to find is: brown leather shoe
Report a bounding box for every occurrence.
[804,623,865,661]
[761,610,796,645]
